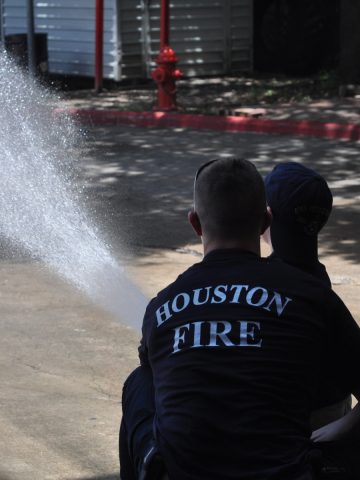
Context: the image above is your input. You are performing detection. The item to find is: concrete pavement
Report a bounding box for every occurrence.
[0,126,359,479]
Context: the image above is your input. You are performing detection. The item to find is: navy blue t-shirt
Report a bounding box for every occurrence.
[139,249,360,480]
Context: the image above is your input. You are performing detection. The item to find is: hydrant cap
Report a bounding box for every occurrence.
[158,46,178,63]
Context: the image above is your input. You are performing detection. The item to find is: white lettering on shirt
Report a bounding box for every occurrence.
[263,291,292,316]
[210,285,228,304]
[173,323,191,353]
[239,321,262,347]
[171,320,263,354]
[229,284,249,303]
[156,301,172,327]
[246,287,268,307]
[193,287,212,305]
[172,293,191,313]
[208,321,234,347]
[156,284,292,327]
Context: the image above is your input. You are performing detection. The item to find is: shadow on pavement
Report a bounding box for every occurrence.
[4,125,358,265]
[78,126,360,265]
[0,473,15,480]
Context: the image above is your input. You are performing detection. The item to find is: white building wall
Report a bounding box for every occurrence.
[2,0,253,80]
[2,0,121,80]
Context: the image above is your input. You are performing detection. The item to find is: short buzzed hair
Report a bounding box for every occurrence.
[194,158,266,240]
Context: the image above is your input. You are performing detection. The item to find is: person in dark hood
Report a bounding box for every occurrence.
[264,161,333,286]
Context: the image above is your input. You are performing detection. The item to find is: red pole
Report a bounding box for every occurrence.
[95,0,104,93]
[151,0,182,111]
[160,0,169,48]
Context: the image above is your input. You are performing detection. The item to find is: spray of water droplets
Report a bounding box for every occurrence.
[0,51,147,330]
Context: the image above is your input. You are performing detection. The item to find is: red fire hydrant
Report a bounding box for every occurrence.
[152,46,183,111]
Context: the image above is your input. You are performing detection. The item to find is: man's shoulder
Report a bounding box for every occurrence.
[267,253,331,287]
[268,258,354,320]
[266,254,329,285]
[262,256,342,314]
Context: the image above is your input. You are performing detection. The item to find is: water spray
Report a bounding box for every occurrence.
[0,52,147,330]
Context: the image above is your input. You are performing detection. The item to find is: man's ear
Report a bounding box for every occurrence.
[260,206,272,235]
[188,210,202,237]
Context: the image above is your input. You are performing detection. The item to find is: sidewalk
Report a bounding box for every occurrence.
[62,90,360,125]
[60,84,360,141]
[1,120,359,479]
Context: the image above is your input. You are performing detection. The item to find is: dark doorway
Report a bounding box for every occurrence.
[254,0,340,75]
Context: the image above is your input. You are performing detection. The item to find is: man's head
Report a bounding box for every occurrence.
[264,162,332,261]
[189,158,269,249]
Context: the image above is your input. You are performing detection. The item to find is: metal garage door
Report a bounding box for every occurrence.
[118,0,253,79]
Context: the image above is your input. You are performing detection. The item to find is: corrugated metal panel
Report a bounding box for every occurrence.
[230,0,253,72]
[117,0,252,79]
[144,0,252,77]
[2,0,252,80]
[0,2,4,42]
[117,0,146,79]
[2,0,121,80]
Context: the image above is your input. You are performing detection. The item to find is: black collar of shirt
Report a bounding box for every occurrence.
[203,248,260,264]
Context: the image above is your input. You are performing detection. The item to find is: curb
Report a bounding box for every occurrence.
[60,109,360,142]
